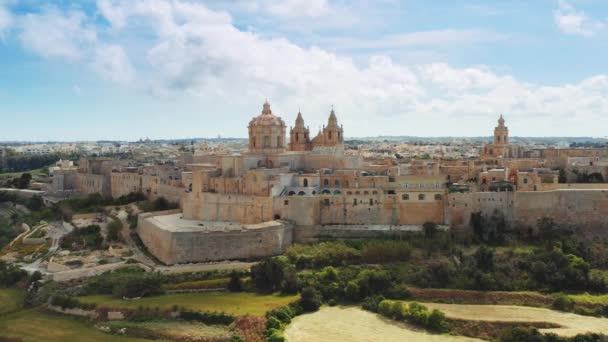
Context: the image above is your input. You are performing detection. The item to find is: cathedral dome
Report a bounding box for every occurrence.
[249,100,285,127]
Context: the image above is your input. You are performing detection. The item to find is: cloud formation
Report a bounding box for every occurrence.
[1,0,607,137]
[554,0,606,37]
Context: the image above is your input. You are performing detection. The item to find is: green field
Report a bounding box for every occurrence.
[0,309,156,342]
[78,291,298,316]
[0,288,25,315]
[568,293,608,305]
[0,167,48,179]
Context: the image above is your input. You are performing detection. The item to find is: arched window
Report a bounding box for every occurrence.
[253,137,256,148]
[334,179,340,187]
[298,191,306,196]
[303,178,309,187]
[364,191,369,195]
[323,179,329,187]
[322,189,331,194]
[329,131,332,139]
[346,191,352,195]
[353,199,357,205]
[288,191,296,196]
[333,190,342,195]
[372,191,378,195]
[434,194,443,200]
[402,194,409,200]
[418,194,425,200]
[369,199,373,205]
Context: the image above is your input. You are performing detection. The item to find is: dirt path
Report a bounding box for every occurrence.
[419,302,608,337]
[284,306,482,342]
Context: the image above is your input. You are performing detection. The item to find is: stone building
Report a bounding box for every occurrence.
[482,115,522,158]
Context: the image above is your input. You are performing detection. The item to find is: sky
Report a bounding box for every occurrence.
[0,0,607,141]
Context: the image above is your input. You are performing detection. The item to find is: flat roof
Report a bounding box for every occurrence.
[145,213,284,233]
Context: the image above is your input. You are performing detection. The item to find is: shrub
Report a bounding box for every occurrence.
[300,286,322,312]
[361,295,385,313]
[552,294,574,312]
[179,310,234,325]
[112,274,163,298]
[228,271,243,292]
[345,281,360,301]
[266,317,282,330]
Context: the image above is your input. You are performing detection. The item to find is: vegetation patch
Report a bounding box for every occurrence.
[77,291,299,316]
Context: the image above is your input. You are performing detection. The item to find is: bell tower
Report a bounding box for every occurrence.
[494,115,508,145]
[289,111,311,151]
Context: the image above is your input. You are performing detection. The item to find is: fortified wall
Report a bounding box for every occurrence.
[137,210,293,265]
[448,190,608,234]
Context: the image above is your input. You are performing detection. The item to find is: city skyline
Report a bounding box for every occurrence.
[1,0,607,140]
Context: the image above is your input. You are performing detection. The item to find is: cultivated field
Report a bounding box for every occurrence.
[418,302,608,337]
[0,309,154,342]
[284,306,483,342]
[0,288,24,315]
[78,291,298,316]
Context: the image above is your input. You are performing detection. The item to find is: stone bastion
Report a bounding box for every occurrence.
[137,210,293,265]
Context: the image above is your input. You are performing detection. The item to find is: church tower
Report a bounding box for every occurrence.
[248,100,286,154]
[312,107,345,148]
[494,115,509,145]
[289,111,311,151]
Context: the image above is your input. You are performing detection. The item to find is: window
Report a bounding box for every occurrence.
[334,179,340,187]
[263,135,270,147]
[523,178,528,184]
[295,133,299,142]
[353,199,357,205]
[277,136,282,147]
[364,191,369,195]
[418,194,425,200]
[345,180,350,187]
[402,194,409,200]
[288,191,296,196]
[324,179,329,187]
[324,199,330,206]
[284,200,289,205]
[303,178,308,187]
[434,194,443,200]
[369,199,373,205]
[333,190,341,195]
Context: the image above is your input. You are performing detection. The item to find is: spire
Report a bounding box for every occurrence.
[328,106,337,126]
[498,114,505,127]
[294,110,305,128]
[262,99,271,114]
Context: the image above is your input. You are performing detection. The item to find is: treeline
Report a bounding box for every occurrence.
[0,153,68,173]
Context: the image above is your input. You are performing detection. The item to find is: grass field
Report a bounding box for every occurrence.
[0,168,48,179]
[78,291,298,316]
[410,302,608,337]
[0,288,25,315]
[568,293,608,306]
[285,306,482,342]
[0,309,156,342]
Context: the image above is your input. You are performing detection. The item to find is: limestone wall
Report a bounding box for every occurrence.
[447,190,608,234]
[137,211,293,265]
[182,192,273,224]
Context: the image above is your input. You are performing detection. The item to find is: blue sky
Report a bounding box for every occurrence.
[0,0,607,141]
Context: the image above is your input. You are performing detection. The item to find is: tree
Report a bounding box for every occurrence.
[300,286,322,312]
[474,245,495,272]
[227,271,243,292]
[106,219,123,242]
[423,222,438,239]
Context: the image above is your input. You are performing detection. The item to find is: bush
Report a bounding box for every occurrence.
[377,300,448,333]
[300,286,322,312]
[179,310,234,325]
[552,294,574,312]
[106,218,123,242]
[228,271,243,292]
[361,295,385,313]
[112,274,163,298]
[360,240,412,263]
[266,317,282,330]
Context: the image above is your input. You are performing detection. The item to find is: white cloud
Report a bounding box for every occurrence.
[0,3,12,33]
[91,44,134,84]
[264,0,330,18]
[325,29,505,51]
[19,9,96,60]
[3,0,608,136]
[554,0,606,37]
